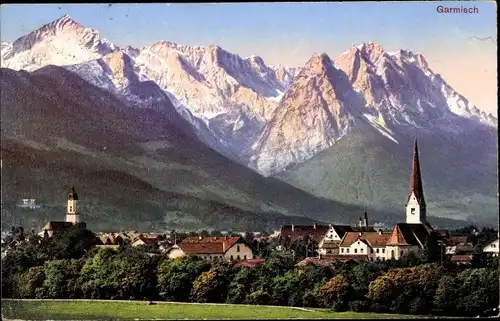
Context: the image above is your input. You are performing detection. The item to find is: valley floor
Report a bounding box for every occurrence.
[1,299,417,320]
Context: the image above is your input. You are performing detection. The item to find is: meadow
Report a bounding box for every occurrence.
[1,299,417,320]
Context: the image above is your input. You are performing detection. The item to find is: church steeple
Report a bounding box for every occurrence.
[406,139,427,225]
[66,186,80,224]
[409,139,425,206]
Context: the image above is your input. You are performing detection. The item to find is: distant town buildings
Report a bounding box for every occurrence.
[15,139,488,266]
[290,139,471,264]
[166,236,254,261]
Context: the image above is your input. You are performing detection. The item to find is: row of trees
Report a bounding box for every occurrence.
[2,228,499,317]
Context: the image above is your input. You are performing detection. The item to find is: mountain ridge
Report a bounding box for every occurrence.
[1,15,496,229]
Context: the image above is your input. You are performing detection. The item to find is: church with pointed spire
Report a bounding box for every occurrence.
[385,139,434,259]
[405,139,432,229]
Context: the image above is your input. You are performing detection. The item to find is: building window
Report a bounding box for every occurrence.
[376,248,379,253]
[237,245,240,252]
[341,248,344,253]
[370,257,373,261]
[237,255,240,260]
[360,248,363,253]
[69,206,73,212]
[411,208,415,214]
[382,249,385,253]
[244,255,247,259]
[354,249,357,254]
[231,255,234,260]
[401,250,404,256]
[346,248,350,253]
[371,248,374,253]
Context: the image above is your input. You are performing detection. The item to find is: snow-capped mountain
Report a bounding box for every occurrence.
[1,16,496,178]
[269,64,302,89]
[1,15,118,71]
[250,53,359,175]
[65,50,236,159]
[249,43,497,175]
[129,41,296,153]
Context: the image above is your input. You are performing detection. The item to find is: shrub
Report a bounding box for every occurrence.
[247,290,270,305]
[369,303,389,313]
[331,299,348,312]
[348,300,369,312]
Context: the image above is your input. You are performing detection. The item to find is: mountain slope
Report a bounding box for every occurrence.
[277,118,498,227]
[250,44,497,176]
[1,15,303,158]
[65,50,238,161]
[1,66,411,232]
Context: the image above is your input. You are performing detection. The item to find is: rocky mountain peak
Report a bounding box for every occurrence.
[358,42,385,62]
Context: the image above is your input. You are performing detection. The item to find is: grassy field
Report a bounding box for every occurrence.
[1,299,417,320]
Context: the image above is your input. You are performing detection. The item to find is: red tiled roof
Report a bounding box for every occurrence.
[137,237,158,245]
[179,236,241,254]
[234,258,265,267]
[451,255,473,262]
[387,223,430,247]
[340,231,391,247]
[445,236,469,246]
[280,225,329,243]
[296,255,369,267]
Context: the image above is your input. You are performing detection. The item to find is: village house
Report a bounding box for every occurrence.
[483,239,499,257]
[38,186,87,238]
[450,254,474,265]
[166,235,253,261]
[318,212,375,256]
[131,236,159,247]
[339,230,392,260]
[443,235,473,255]
[279,223,330,244]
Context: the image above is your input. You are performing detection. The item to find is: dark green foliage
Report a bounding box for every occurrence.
[246,290,271,305]
[157,256,211,302]
[190,261,234,303]
[51,228,101,259]
[42,259,83,299]
[348,300,369,312]
[227,267,258,304]
[434,268,499,316]
[15,266,45,299]
[2,225,498,317]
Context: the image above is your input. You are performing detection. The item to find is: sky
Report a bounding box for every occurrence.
[1,2,497,115]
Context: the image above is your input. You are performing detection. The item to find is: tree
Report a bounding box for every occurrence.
[210,230,222,237]
[78,247,158,300]
[317,274,350,310]
[157,256,210,302]
[51,228,100,259]
[243,231,255,244]
[227,266,259,304]
[15,266,45,298]
[346,261,383,301]
[247,290,271,305]
[190,262,233,303]
[434,268,500,316]
[42,259,83,299]
[367,264,443,314]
